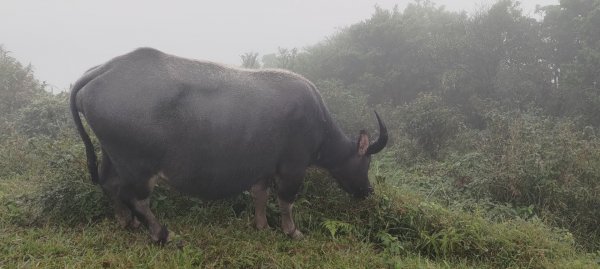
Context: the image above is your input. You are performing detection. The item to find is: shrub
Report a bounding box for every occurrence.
[402,93,463,159]
[15,92,72,139]
[446,110,600,249]
[0,132,110,225]
[0,133,34,178]
[0,46,45,119]
[295,170,582,268]
[20,175,111,225]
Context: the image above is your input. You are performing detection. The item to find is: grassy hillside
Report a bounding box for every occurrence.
[0,133,598,268]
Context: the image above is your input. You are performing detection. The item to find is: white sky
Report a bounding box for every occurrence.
[0,0,558,92]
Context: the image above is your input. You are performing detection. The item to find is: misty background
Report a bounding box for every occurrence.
[1,0,556,91]
[4,0,600,267]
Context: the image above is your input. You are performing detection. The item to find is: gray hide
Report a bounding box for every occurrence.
[70,48,388,243]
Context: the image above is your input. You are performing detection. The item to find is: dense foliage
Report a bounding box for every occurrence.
[276,0,600,128]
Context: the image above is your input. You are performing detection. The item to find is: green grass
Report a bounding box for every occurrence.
[1,221,385,268]
[0,185,476,268]
[0,140,598,268]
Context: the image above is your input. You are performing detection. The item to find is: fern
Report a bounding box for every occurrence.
[322,219,353,239]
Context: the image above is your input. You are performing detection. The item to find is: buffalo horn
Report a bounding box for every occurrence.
[366,111,388,155]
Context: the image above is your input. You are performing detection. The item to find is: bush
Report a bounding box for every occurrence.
[0,132,110,225]
[295,170,583,268]
[0,133,34,178]
[0,46,45,119]
[402,93,463,159]
[15,92,72,139]
[20,175,111,225]
[446,110,600,249]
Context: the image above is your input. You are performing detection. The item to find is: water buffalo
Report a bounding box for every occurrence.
[70,48,387,243]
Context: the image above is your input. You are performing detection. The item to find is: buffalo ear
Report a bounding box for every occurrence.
[357,130,369,156]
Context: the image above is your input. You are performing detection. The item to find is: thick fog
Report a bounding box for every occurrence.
[1,0,557,91]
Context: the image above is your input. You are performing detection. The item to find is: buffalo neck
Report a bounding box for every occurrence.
[315,121,355,170]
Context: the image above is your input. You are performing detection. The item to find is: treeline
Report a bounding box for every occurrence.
[255,0,600,128]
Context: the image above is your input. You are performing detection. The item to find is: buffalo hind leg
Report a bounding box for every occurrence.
[277,165,305,239]
[119,175,169,244]
[251,178,271,230]
[126,196,169,244]
[99,150,140,229]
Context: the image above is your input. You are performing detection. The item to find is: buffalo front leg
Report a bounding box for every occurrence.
[278,197,303,239]
[251,179,271,230]
[277,165,305,239]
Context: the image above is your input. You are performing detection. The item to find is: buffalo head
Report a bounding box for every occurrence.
[330,111,388,198]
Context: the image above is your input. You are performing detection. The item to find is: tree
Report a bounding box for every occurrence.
[403,93,462,158]
[262,47,298,69]
[240,52,260,69]
[292,3,470,104]
[540,0,600,125]
[444,1,552,126]
[0,45,45,120]
[15,93,72,138]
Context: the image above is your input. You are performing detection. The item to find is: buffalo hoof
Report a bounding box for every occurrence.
[288,229,304,240]
[153,225,172,246]
[117,215,141,230]
[256,223,271,230]
[128,217,141,229]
